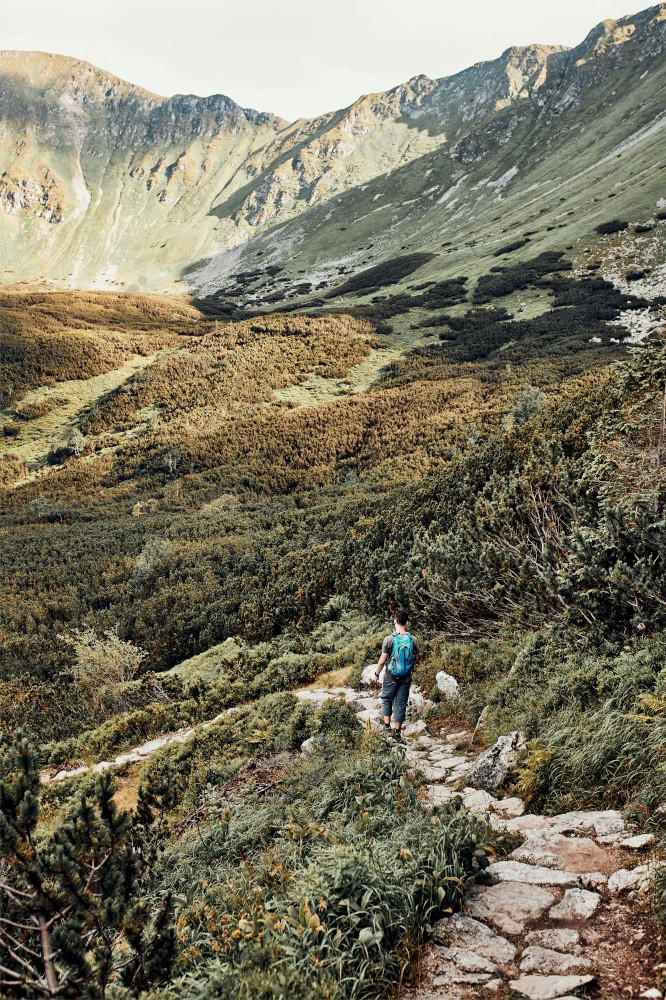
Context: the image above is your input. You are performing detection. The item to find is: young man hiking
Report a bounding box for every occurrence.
[374,610,420,741]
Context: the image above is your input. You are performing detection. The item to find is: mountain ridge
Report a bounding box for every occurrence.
[0,2,664,293]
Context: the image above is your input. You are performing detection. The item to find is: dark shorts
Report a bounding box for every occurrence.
[381,671,412,724]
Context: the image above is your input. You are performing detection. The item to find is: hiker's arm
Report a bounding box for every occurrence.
[374,652,389,681]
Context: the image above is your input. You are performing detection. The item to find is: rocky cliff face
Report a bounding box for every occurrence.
[0,4,664,292]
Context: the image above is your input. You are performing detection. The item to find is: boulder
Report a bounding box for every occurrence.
[519,946,594,976]
[548,888,600,920]
[300,737,317,754]
[407,686,434,718]
[466,731,526,791]
[509,974,595,1000]
[435,670,459,700]
[436,913,516,967]
[465,882,556,936]
[473,705,489,739]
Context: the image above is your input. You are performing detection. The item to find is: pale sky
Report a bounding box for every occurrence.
[3,0,643,120]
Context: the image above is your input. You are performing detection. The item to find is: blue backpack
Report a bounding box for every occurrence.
[389,632,414,677]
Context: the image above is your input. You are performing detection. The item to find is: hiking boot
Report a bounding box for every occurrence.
[383,722,392,737]
[392,729,404,744]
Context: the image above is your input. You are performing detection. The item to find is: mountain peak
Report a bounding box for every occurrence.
[0,50,164,103]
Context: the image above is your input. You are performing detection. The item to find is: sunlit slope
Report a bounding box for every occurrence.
[0,5,663,292]
[191,5,666,312]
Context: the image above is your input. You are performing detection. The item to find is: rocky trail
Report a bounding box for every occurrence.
[41,666,665,999]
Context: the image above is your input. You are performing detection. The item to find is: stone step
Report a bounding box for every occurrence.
[509,974,595,1000]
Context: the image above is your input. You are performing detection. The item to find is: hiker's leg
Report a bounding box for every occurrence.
[381,674,397,726]
[393,676,412,730]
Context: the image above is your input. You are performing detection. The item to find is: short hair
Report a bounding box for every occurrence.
[394,609,409,627]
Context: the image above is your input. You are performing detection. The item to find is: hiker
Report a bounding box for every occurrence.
[374,610,420,741]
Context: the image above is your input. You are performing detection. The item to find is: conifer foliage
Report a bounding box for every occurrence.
[0,736,174,997]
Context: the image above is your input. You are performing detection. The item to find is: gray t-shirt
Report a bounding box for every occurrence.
[382,632,419,662]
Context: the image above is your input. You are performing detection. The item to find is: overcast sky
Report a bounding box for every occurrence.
[4,0,641,120]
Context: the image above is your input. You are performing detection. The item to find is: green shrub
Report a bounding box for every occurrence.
[595,219,629,234]
[147,737,496,999]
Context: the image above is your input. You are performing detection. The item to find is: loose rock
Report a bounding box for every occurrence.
[466,730,526,791]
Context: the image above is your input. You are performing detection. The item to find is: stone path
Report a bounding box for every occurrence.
[347,666,663,999]
[40,663,664,998]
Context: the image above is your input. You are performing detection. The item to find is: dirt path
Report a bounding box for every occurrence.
[273,329,428,407]
[1,349,179,487]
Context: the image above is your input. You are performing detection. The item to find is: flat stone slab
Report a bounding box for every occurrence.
[419,757,469,780]
[549,809,624,837]
[525,929,581,953]
[607,864,654,894]
[425,784,459,807]
[461,788,496,813]
[519,945,594,976]
[430,945,499,987]
[509,974,594,999]
[466,882,557,936]
[491,796,525,818]
[436,913,516,967]
[410,734,435,750]
[502,810,624,838]
[356,709,382,728]
[354,696,381,712]
[486,860,579,886]
[620,833,655,849]
[549,887,600,920]
[511,833,610,874]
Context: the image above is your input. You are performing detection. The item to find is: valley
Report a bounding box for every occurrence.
[1,4,666,999]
